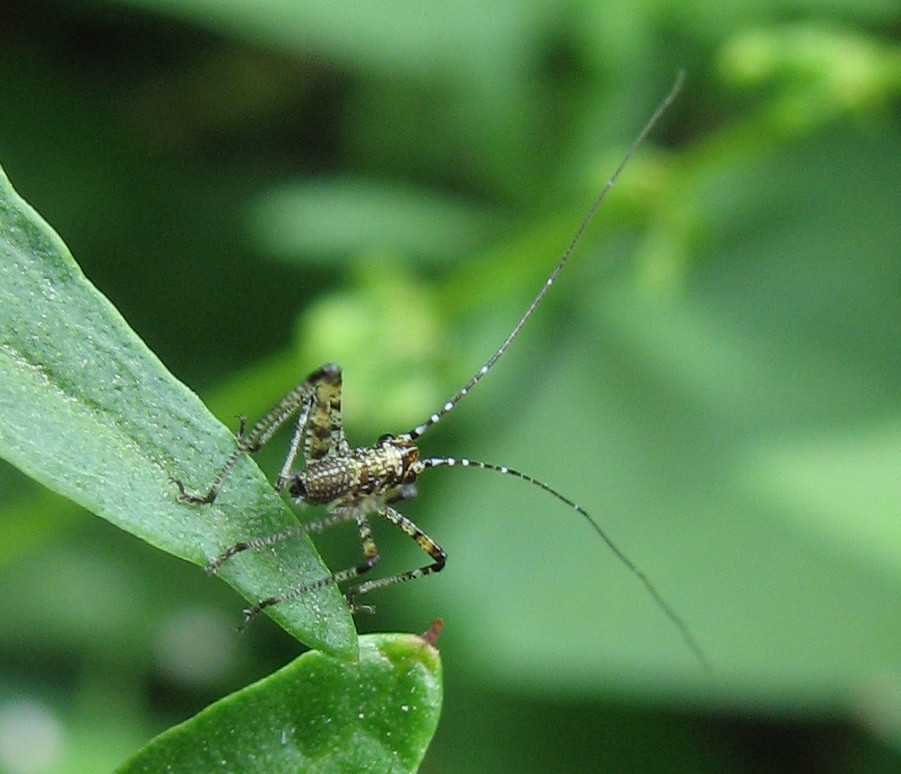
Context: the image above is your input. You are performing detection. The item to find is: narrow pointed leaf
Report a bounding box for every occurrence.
[0,163,356,658]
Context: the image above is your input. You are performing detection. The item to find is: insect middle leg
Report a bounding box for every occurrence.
[233,504,446,628]
[344,505,447,610]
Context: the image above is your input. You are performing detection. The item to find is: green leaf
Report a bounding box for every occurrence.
[0,163,356,658]
[117,630,443,773]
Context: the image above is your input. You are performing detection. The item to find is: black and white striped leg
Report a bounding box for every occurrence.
[173,364,342,505]
[344,504,447,608]
[236,507,383,630]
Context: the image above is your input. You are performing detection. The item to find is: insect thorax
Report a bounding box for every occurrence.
[288,435,421,507]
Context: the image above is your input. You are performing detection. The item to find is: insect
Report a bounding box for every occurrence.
[175,72,707,668]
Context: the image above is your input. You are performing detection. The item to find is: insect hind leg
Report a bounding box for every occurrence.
[172,425,259,505]
[238,504,446,628]
[173,364,342,505]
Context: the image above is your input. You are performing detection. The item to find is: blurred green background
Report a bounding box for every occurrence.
[1,0,900,771]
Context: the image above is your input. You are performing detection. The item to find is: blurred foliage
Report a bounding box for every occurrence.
[0,0,899,772]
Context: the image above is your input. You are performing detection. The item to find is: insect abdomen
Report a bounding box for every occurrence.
[289,442,419,506]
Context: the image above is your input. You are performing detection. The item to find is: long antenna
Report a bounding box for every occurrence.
[404,71,685,443]
[421,455,709,669]
[403,73,707,668]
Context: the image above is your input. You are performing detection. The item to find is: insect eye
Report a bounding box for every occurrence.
[377,433,395,445]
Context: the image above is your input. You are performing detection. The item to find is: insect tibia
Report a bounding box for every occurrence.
[205,518,329,574]
[421,454,709,669]
[205,540,250,573]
